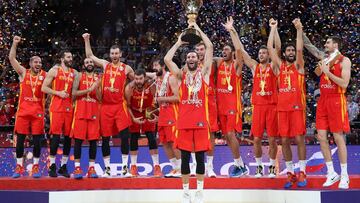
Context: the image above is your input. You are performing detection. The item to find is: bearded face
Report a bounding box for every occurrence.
[186,52,199,71]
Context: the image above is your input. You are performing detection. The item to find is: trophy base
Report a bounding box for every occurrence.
[181,28,202,45]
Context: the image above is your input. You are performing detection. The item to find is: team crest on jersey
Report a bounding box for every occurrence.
[168,120,174,125]
[37,114,42,118]
[39,76,44,80]
[119,66,124,71]
[197,122,204,127]
[66,107,70,112]
[229,110,235,115]
[92,115,97,119]
[293,105,299,109]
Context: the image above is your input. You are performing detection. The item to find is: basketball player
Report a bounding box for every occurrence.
[124,69,162,177]
[303,33,351,189]
[153,58,181,178]
[216,17,248,177]
[164,22,213,203]
[9,36,46,178]
[71,58,101,179]
[267,18,307,188]
[83,33,134,177]
[42,50,78,178]
[228,16,280,178]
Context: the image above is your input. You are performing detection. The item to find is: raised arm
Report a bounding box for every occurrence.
[190,22,213,80]
[320,57,351,89]
[9,36,26,79]
[267,19,282,71]
[82,33,109,69]
[303,33,325,60]
[41,67,68,98]
[293,18,305,74]
[274,26,282,56]
[156,75,180,104]
[164,34,186,79]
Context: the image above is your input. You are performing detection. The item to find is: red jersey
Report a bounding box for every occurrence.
[216,60,242,115]
[251,63,277,105]
[17,69,46,117]
[156,72,178,127]
[177,69,209,129]
[277,62,305,111]
[49,67,75,113]
[320,55,346,95]
[102,63,127,105]
[130,84,155,119]
[73,73,100,120]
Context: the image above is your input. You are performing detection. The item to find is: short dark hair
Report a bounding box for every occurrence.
[110,44,121,51]
[328,36,342,50]
[152,57,165,67]
[259,45,267,50]
[60,50,71,59]
[282,43,296,53]
[134,68,146,77]
[223,43,235,52]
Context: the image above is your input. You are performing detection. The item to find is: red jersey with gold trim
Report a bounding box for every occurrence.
[102,63,127,105]
[73,73,100,120]
[17,69,46,117]
[251,63,277,105]
[177,69,209,129]
[277,62,305,111]
[319,55,346,95]
[130,84,155,120]
[49,67,75,113]
[156,72,178,127]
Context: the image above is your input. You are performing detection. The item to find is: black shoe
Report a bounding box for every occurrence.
[58,164,70,178]
[49,164,58,178]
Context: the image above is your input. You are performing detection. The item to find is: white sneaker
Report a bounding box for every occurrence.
[194,190,204,203]
[165,169,181,178]
[181,192,191,203]
[190,163,196,176]
[338,175,349,189]
[268,165,276,178]
[121,165,133,178]
[323,172,340,187]
[254,165,264,178]
[207,167,217,178]
[102,167,112,178]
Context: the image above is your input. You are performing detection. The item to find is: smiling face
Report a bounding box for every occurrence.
[195,44,206,62]
[222,45,233,61]
[84,58,95,73]
[258,48,269,64]
[61,52,73,67]
[283,45,296,63]
[152,60,164,76]
[186,52,199,71]
[29,56,42,74]
[110,48,122,64]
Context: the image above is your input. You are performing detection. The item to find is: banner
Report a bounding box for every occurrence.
[0,145,359,177]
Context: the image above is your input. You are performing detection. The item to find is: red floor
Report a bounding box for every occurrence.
[1,175,359,191]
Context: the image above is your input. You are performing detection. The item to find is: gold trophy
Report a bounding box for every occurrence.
[181,0,203,45]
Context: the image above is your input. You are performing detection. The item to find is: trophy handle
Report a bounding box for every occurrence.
[187,14,197,24]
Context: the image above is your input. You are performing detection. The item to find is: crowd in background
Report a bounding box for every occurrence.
[0,0,359,143]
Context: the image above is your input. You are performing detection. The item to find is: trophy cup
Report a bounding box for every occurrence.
[145,107,159,120]
[181,0,203,45]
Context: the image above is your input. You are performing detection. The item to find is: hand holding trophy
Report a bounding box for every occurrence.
[181,0,203,45]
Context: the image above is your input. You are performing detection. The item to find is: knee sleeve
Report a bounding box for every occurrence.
[130,133,140,151]
[74,139,83,160]
[146,132,158,150]
[16,134,26,158]
[195,151,205,175]
[89,140,97,160]
[32,135,42,158]
[181,150,191,175]
[63,136,72,156]
[50,135,60,156]
[102,137,110,157]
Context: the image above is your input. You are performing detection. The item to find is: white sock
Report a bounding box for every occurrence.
[234,157,244,167]
[326,161,335,174]
[89,161,95,167]
[61,156,68,166]
[122,154,129,167]
[285,161,294,174]
[33,158,39,165]
[16,158,23,166]
[176,159,181,170]
[104,157,110,168]
[183,183,190,194]
[299,160,307,173]
[269,159,276,166]
[207,156,214,168]
[130,155,137,165]
[255,157,262,166]
[191,153,196,164]
[170,158,177,169]
[340,163,348,176]
[75,162,80,168]
[50,157,55,165]
[151,154,159,166]
[197,180,204,191]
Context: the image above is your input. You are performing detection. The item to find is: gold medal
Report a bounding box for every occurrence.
[188,85,193,100]
[64,83,68,91]
[109,78,115,88]
[286,75,291,90]
[228,85,233,91]
[32,87,36,99]
[259,80,266,96]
